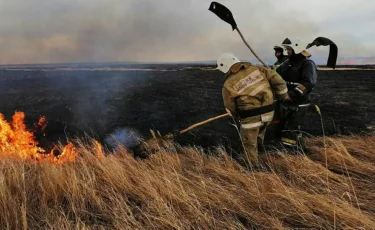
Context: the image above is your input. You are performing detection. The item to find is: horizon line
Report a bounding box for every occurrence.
[0,58,374,67]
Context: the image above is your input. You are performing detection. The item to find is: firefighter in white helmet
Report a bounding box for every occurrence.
[217,52,289,166]
[275,38,318,149]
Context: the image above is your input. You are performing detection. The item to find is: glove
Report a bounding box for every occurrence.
[288,90,298,101]
[283,93,291,101]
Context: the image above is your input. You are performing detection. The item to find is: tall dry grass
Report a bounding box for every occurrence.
[1,136,375,229]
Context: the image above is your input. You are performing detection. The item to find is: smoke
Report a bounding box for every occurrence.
[104,127,143,150]
[0,0,374,65]
[60,69,154,139]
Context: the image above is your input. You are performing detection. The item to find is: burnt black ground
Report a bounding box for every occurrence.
[0,64,374,156]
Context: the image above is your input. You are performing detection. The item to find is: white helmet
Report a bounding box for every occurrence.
[216,52,241,74]
[282,38,311,57]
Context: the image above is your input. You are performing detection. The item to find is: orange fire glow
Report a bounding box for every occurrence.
[36,116,48,136]
[0,111,104,163]
[95,140,105,159]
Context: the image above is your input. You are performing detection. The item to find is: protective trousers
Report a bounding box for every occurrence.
[278,103,308,148]
[239,120,271,166]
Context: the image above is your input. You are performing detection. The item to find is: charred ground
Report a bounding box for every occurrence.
[0,64,374,155]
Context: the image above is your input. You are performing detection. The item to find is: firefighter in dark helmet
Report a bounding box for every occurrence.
[275,38,318,149]
[273,45,289,69]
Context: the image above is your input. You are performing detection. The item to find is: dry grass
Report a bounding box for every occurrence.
[317,68,360,71]
[1,136,375,229]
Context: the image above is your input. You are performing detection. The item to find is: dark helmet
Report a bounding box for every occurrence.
[273,45,284,52]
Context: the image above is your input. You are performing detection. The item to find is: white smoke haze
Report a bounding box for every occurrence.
[104,127,143,150]
[0,0,374,65]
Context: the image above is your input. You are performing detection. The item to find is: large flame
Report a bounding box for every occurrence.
[0,111,104,163]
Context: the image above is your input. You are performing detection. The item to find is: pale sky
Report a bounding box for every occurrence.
[0,0,374,65]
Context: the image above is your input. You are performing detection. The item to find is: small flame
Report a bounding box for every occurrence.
[52,142,78,164]
[95,140,105,159]
[0,111,105,163]
[37,116,48,136]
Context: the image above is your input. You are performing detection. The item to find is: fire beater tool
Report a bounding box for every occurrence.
[208,1,270,69]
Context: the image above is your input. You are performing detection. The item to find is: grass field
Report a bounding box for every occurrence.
[1,134,375,229]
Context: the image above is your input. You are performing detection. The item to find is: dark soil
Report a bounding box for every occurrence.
[0,64,374,156]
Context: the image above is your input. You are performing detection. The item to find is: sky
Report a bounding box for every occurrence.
[0,0,374,65]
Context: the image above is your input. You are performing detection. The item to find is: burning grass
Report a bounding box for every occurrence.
[0,111,102,163]
[1,125,375,229]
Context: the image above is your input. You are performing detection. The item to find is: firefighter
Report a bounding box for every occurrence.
[275,38,318,149]
[217,52,289,166]
[273,45,289,69]
[272,44,290,128]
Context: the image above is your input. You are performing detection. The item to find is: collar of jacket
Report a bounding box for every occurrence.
[289,53,308,63]
[225,62,252,78]
[278,55,287,62]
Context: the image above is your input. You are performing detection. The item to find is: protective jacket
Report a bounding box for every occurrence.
[276,54,317,104]
[222,62,288,125]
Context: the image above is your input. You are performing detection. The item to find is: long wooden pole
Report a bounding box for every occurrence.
[236,27,270,69]
[178,112,231,135]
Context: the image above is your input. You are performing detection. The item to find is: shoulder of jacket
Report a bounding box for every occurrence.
[225,65,260,84]
[303,58,315,64]
[227,62,253,75]
[303,58,317,69]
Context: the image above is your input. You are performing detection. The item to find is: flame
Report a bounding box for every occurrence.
[95,140,105,159]
[36,116,48,136]
[51,142,79,164]
[0,111,104,163]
